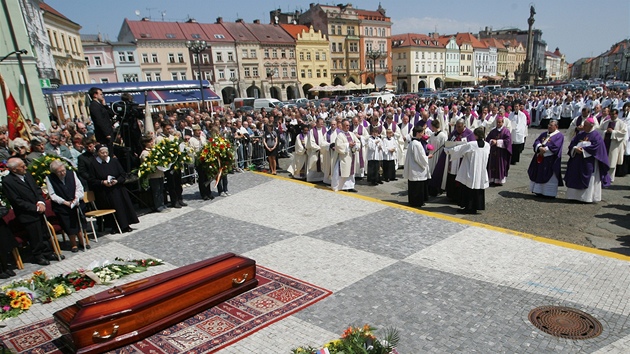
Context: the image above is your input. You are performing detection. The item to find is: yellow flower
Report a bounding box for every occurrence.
[10,299,21,308]
[20,299,31,310]
[6,289,18,299]
[53,284,66,298]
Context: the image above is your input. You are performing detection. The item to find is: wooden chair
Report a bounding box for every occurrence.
[83,190,122,241]
[3,209,25,270]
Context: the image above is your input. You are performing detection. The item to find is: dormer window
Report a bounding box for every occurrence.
[165,33,176,39]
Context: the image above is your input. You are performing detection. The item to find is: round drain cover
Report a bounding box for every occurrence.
[528,306,603,340]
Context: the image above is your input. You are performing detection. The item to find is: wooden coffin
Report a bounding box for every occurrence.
[53,253,257,354]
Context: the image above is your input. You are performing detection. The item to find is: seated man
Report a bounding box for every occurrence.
[2,157,58,265]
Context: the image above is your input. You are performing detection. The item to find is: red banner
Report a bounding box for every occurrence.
[0,73,31,141]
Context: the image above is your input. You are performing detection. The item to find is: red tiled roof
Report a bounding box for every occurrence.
[455,33,486,48]
[356,9,390,21]
[391,33,444,48]
[40,2,78,26]
[241,22,295,44]
[481,38,505,50]
[125,19,186,40]
[280,24,310,40]
[196,23,234,42]
[221,21,259,43]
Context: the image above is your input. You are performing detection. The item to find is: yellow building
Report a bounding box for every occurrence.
[282,24,331,98]
[505,40,526,82]
[41,2,89,120]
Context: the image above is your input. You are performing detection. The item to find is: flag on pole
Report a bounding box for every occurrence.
[0,73,32,141]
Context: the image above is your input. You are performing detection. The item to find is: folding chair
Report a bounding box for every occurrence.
[83,190,122,241]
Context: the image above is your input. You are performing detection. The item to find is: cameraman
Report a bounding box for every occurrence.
[88,87,114,152]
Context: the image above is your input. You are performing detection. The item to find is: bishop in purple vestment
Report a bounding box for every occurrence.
[485,117,512,185]
[528,119,564,197]
[564,118,611,203]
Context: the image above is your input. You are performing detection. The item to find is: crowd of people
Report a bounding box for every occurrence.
[1,85,629,277]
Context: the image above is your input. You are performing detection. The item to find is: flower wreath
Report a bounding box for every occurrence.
[196,136,234,179]
[27,155,75,189]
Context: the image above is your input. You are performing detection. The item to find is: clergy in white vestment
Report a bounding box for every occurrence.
[381,129,398,182]
[403,125,430,207]
[427,119,448,177]
[398,114,414,168]
[287,125,310,180]
[306,118,329,182]
[508,101,527,164]
[332,119,359,192]
[381,114,403,169]
[567,107,599,140]
[352,115,369,179]
[598,108,627,182]
[322,121,340,185]
[445,127,490,214]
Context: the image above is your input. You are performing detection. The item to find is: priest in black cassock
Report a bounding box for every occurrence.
[88,145,138,233]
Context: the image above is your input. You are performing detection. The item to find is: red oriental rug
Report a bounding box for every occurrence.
[0,267,332,353]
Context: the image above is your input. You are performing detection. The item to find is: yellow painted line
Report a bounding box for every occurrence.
[252,171,630,262]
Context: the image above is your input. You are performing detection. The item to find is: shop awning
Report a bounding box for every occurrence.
[445,75,477,82]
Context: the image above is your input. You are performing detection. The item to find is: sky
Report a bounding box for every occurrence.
[44,0,630,63]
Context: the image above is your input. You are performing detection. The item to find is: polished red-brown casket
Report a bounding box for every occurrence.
[53,253,258,354]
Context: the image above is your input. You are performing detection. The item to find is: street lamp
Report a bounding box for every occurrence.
[476,63,482,86]
[266,67,277,99]
[0,49,27,62]
[1,49,36,121]
[230,76,239,102]
[395,65,402,93]
[366,49,382,91]
[625,51,630,81]
[614,58,621,80]
[186,40,208,111]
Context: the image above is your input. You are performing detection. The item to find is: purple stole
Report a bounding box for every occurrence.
[393,113,401,123]
[343,131,356,175]
[361,120,369,128]
[383,122,397,133]
[412,112,421,125]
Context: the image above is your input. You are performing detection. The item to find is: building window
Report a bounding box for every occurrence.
[415,64,419,73]
[323,69,327,77]
[264,49,270,59]
[228,52,234,61]
[364,27,368,36]
[289,49,295,58]
[85,57,90,67]
[349,43,358,52]
[127,51,134,62]
[171,72,178,81]
[250,49,256,58]
[100,78,108,84]
[306,52,311,60]
[218,70,225,79]
[299,52,304,60]
[229,69,236,79]
[366,42,372,51]
[168,53,175,63]
[337,25,342,34]
[422,64,425,72]
[281,49,286,58]
[315,52,320,61]
[272,49,278,58]
[307,69,312,78]
[142,53,149,63]
[291,67,296,78]
[155,73,161,81]
[192,55,199,64]
[123,73,138,82]
[331,25,336,35]
[179,72,187,80]
[348,26,355,35]
[151,53,158,63]
[242,49,248,58]
[204,71,212,80]
[244,67,251,77]
[178,53,185,63]
[118,52,126,62]
[282,67,288,77]
[214,34,225,39]
[316,69,321,78]
[94,56,102,66]
[216,52,222,62]
[145,72,152,81]
[433,64,437,72]
[338,43,343,51]
[333,60,337,69]
[321,53,326,60]
[253,67,258,77]
[331,43,336,52]
[202,54,210,64]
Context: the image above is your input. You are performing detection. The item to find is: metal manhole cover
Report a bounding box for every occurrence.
[528,306,603,340]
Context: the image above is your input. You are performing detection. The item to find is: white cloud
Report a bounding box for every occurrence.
[392,16,486,35]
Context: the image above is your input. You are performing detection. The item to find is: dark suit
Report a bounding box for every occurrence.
[2,172,52,258]
[90,99,114,147]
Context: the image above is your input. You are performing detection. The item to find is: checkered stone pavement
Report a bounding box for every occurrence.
[2,171,630,353]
